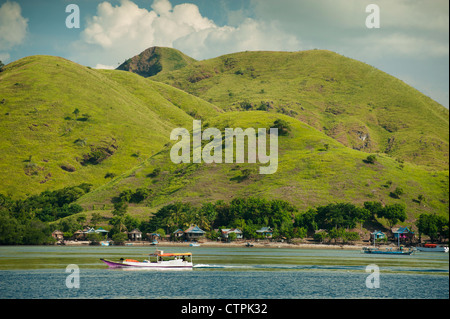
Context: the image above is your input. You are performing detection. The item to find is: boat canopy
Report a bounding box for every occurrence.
[150,252,192,257]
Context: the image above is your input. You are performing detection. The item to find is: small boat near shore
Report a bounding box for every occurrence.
[362,246,415,255]
[100,250,193,269]
[416,243,449,253]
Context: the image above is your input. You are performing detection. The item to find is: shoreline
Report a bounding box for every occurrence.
[61,240,402,251]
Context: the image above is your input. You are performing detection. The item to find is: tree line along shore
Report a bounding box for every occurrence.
[1,183,448,246]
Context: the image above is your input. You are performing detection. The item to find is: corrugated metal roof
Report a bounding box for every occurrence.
[184,225,205,233]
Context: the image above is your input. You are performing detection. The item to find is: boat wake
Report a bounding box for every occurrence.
[193,264,361,271]
[193,264,449,274]
[193,264,252,269]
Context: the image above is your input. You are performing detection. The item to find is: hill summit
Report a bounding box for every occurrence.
[152,49,449,170]
[116,46,196,77]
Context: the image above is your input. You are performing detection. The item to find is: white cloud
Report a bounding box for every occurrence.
[94,64,116,69]
[249,0,449,107]
[71,0,447,107]
[82,0,157,49]
[0,1,28,61]
[75,0,301,65]
[174,18,300,59]
[0,52,10,63]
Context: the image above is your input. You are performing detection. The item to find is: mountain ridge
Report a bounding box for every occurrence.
[116,46,196,78]
[151,49,449,170]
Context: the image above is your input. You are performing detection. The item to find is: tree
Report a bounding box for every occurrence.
[272,119,291,136]
[118,189,133,202]
[364,155,377,164]
[0,60,4,72]
[391,187,404,199]
[379,203,407,230]
[295,208,318,232]
[155,228,166,237]
[343,231,360,243]
[91,212,102,228]
[314,231,327,243]
[86,232,104,245]
[76,214,87,227]
[130,188,152,203]
[148,167,161,178]
[315,203,367,230]
[112,232,128,245]
[294,227,307,239]
[416,213,449,242]
[0,210,21,244]
[364,201,384,220]
[227,232,237,242]
[417,194,425,205]
[73,108,80,120]
[110,201,128,232]
[328,227,345,243]
[124,214,140,232]
[112,200,128,216]
[242,223,258,240]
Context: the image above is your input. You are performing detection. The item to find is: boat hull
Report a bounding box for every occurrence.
[416,246,449,253]
[100,258,193,269]
[363,250,414,255]
[362,248,414,255]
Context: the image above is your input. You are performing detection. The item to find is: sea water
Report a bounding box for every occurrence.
[0,245,448,299]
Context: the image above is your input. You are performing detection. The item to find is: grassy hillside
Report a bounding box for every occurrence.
[0,51,447,227]
[77,112,449,220]
[0,55,220,197]
[153,50,449,170]
[116,46,196,77]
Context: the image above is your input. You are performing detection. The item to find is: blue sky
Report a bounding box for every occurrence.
[1,0,448,108]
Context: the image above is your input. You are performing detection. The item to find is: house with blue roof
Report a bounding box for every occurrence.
[256,227,273,239]
[371,230,386,241]
[184,225,206,241]
[393,227,415,243]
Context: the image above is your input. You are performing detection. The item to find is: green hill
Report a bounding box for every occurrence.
[116,46,196,77]
[0,55,220,197]
[152,50,449,170]
[0,50,448,226]
[78,111,448,220]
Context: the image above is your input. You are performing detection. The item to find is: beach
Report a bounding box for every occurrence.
[62,239,389,250]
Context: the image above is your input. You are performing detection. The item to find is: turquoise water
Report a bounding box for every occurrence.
[0,245,448,299]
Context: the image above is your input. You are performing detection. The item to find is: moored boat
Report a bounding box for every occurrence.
[100,250,193,269]
[362,246,415,255]
[416,243,449,253]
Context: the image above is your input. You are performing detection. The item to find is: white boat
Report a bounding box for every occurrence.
[100,250,193,269]
[416,244,449,252]
[189,242,200,247]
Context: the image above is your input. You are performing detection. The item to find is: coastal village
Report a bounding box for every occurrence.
[51,223,423,249]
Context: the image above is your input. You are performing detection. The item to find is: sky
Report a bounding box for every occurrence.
[0,0,448,108]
